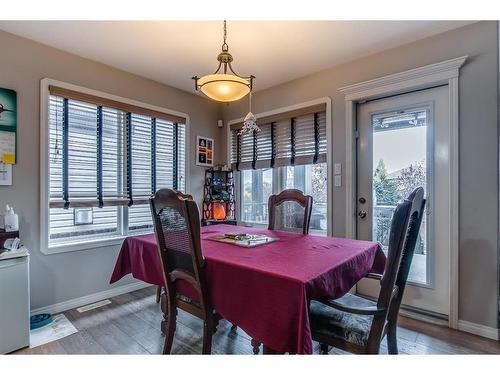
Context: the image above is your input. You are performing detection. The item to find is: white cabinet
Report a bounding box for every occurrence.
[0,253,30,354]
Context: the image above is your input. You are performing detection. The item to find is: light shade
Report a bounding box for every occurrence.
[197,74,251,102]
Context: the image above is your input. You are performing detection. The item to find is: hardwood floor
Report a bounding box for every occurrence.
[14,286,500,355]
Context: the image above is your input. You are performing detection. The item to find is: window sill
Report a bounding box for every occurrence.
[42,230,153,255]
[238,221,327,236]
[237,221,268,228]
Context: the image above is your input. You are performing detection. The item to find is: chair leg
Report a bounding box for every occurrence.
[387,323,398,355]
[319,343,329,354]
[162,307,176,354]
[156,286,162,303]
[202,319,213,354]
[251,339,261,354]
[213,312,223,333]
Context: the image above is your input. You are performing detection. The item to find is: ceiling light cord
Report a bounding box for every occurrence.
[222,20,228,52]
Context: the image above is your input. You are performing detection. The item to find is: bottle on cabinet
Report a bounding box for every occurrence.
[3,205,19,232]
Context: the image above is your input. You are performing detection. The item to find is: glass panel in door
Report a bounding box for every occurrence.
[372,109,429,285]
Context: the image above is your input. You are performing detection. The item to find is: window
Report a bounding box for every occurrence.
[231,102,329,234]
[43,82,187,252]
[283,164,328,233]
[241,169,273,223]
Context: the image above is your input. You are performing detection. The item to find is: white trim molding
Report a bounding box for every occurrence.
[458,320,500,341]
[339,56,467,330]
[226,97,333,236]
[30,281,149,316]
[339,56,468,101]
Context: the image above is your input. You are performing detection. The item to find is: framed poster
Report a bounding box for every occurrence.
[0,88,17,165]
[196,136,214,167]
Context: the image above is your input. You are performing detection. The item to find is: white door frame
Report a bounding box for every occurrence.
[339,56,467,329]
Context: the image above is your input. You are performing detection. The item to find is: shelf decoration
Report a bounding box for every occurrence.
[202,165,236,226]
[212,202,226,220]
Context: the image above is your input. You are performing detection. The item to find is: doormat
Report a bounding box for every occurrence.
[30,314,78,348]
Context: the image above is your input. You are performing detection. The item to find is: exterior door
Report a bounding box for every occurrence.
[356,86,450,317]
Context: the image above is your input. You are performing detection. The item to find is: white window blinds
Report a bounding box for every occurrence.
[47,85,187,247]
[230,104,327,170]
[49,94,185,209]
[127,117,185,233]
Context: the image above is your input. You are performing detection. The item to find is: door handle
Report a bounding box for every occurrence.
[358,210,367,219]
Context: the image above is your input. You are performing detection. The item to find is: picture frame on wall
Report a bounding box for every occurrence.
[0,88,17,165]
[196,136,214,167]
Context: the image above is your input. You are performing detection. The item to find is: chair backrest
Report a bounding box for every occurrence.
[376,197,414,311]
[365,187,425,352]
[268,189,313,234]
[388,187,426,318]
[149,189,207,303]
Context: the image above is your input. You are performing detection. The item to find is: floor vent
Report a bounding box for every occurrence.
[76,299,112,313]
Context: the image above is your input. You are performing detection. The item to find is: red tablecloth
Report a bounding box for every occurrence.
[110,224,385,354]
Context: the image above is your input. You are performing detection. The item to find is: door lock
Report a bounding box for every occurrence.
[358,210,367,219]
[358,197,366,204]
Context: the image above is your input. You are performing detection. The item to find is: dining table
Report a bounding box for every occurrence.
[110,224,386,354]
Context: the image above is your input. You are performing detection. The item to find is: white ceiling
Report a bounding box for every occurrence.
[0,21,474,94]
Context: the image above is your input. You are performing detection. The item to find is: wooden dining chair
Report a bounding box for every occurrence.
[309,187,426,354]
[149,188,221,354]
[268,189,313,234]
[248,189,314,354]
[383,187,426,354]
[155,192,194,304]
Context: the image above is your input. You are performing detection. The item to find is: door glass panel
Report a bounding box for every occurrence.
[284,163,328,234]
[372,108,428,285]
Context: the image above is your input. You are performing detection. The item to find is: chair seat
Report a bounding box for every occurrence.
[309,293,376,347]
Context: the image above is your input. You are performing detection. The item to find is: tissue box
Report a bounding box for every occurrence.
[0,230,19,249]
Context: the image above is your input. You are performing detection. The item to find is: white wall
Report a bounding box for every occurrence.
[0,30,224,310]
[222,21,499,330]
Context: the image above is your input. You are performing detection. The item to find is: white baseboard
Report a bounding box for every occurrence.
[30,281,150,316]
[458,320,500,341]
[399,309,448,327]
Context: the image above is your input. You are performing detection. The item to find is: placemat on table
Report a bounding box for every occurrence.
[206,233,277,248]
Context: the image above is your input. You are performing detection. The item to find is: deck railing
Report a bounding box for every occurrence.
[374,204,426,255]
[241,202,327,231]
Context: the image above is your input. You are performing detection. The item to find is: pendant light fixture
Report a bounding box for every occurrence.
[192,20,255,103]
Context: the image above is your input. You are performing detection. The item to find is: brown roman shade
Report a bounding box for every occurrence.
[230,103,327,170]
[49,85,187,124]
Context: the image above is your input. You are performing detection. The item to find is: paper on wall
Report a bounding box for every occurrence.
[0,162,12,185]
[0,130,15,164]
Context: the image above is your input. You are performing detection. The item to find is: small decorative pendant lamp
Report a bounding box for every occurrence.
[239,91,260,135]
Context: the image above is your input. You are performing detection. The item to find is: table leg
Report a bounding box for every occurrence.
[263,345,284,354]
[251,339,261,354]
